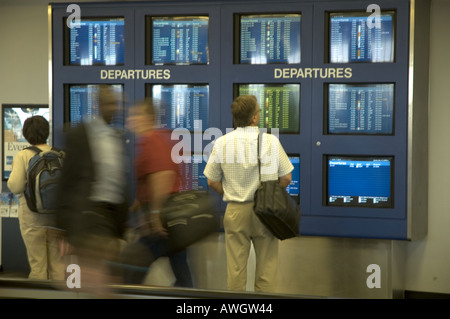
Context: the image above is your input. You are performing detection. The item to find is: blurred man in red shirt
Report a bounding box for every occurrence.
[126,98,193,287]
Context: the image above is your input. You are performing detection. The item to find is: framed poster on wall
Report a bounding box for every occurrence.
[2,104,49,181]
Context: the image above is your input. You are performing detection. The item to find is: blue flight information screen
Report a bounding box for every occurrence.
[329,12,394,63]
[239,14,301,64]
[287,156,300,197]
[68,84,124,128]
[152,17,209,65]
[151,84,209,130]
[178,153,208,191]
[327,156,393,208]
[327,84,394,135]
[69,18,125,65]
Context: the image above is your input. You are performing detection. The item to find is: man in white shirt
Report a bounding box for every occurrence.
[204,95,293,292]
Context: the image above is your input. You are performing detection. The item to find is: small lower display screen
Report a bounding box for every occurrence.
[326,156,393,208]
[287,155,300,197]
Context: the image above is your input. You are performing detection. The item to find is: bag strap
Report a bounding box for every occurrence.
[26,146,63,154]
[257,131,261,182]
[50,147,64,156]
[26,146,42,154]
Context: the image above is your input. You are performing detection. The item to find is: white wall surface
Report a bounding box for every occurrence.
[0,1,49,103]
[0,0,449,295]
[404,0,450,294]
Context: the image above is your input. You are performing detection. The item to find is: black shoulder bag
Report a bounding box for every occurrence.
[253,133,300,240]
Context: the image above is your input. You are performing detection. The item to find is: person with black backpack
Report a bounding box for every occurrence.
[7,115,65,281]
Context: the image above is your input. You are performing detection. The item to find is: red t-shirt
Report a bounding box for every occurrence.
[135,129,181,204]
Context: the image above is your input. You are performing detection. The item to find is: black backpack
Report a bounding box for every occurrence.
[24,146,65,213]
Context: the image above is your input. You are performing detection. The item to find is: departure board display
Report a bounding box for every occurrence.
[287,155,300,197]
[238,14,301,64]
[178,153,208,191]
[150,16,209,65]
[67,18,125,65]
[148,84,209,130]
[327,84,394,135]
[329,12,395,63]
[237,84,300,133]
[326,156,393,208]
[66,84,124,128]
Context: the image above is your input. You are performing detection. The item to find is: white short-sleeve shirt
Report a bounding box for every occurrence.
[204,126,293,202]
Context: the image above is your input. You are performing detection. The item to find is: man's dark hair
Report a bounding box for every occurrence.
[231,95,258,128]
[98,85,121,124]
[22,116,49,145]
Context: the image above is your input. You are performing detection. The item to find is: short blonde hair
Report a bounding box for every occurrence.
[231,95,258,128]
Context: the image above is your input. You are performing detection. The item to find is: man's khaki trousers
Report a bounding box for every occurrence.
[223,201,279,292]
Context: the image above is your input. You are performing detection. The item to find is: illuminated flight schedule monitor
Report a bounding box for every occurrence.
[66,18,125,65]
[329,12,395,63]
[148,84,209,130]
[287,155,300,197]
[237,14,301,64]
[325,156,393,208]
[150,16,209,65]
[65,84,124,128]
[237,84,300,133]
[178,153,208,191]
[327,83,394,135]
